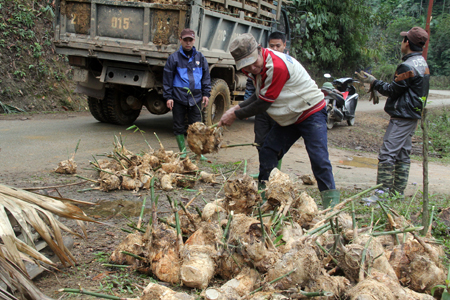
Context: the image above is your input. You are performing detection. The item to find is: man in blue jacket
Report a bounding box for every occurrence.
[163,28,211,160]
[356,26,430,196]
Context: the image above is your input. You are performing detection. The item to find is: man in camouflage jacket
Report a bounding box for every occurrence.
[356,27,430,195]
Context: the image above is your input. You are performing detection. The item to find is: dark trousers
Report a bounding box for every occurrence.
[254,111,277,152]
[378,118,418,165]
[172,101,203,135]
[258,107,335,192]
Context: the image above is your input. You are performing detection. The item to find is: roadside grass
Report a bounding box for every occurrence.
[430,76,450,90]
[415,106,450,159]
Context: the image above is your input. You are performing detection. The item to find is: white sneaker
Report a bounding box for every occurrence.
[361,189,386,206]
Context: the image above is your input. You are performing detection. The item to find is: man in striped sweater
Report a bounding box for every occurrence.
[218,33,339,208]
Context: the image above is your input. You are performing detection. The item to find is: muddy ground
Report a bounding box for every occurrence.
[1,99,450,299]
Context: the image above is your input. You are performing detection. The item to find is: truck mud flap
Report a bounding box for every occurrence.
[75,83,105,100]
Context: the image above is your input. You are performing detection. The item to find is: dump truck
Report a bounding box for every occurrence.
[53,0,291,125]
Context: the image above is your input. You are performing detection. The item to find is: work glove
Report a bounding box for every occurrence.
[355,71,376,85]
[369,85,380,105]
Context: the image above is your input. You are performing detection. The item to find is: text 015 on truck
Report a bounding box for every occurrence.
[53,0,291,125]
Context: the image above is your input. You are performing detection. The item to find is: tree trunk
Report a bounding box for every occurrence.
[421,106,429,236]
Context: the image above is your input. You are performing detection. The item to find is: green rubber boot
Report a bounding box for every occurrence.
[258,182,267,203]
[393,162,410,195]
[277,159,282,170]
[321,189,340,209]
[175,135,187,159]
[376,163,395,192]
[251,159,282,179]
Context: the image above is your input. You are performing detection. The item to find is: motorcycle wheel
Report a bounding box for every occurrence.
[347,117,355,126]
[326,106,334,130]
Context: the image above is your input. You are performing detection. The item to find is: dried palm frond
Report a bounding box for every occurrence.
[0,183,99,299]
[0,255,52,300]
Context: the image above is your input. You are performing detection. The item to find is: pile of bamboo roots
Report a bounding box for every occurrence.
[108,168,446,299]
[187,122,223,156]
[82,135,217,192]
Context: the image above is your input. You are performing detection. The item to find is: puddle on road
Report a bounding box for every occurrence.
[339,156,378,169]
[81,199,151,218]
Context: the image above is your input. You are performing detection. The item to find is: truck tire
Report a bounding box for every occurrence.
[88,97,108,123]
[204,79,231,126]
[102,88,141,125]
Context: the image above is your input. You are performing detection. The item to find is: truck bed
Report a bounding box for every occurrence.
[53,0,284,66]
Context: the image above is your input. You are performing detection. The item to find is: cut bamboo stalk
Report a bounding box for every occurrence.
[371,226,423,236]
[244,159,247,175]
[426,205,435,237]
[258,204,266,245]
[137,196,147,229]
[215,160,243,198]
[59,288,122,299]
[121,250,144,260]
[150,178,158,231]
[358,237,373,282]
[249,269,296,295]
[102,263,131,268]
[377,201,400,245]
[194,206,202,218]
[306,222,330,236]
[351,200,357,239]
[23,181,88,191]
[177,190,203,213]
[168,196,183,253]
[154,132,164,149]
[295,290,334,297]
[220,143,258,148]
[75,175,98,183]
[311,207,350,230]
[315,240,339,266]
[223,211,234,244]
[319,184,383,215]
[158,217,176,228]
[126,224,146,233]
[179,200,198,231]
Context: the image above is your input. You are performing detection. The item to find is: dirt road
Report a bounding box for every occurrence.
[1,90,449,196]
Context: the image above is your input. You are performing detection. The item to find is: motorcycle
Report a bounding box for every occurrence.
[321,74,359,130]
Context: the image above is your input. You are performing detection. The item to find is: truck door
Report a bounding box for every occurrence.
[274,9,291,53]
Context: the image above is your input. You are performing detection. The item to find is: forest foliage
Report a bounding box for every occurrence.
[0,0,449,113]
[288,0,450,86]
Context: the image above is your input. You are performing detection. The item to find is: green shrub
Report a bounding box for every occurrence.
[416,107,450,157]
[430,76,450,90]
[371,62,397,82]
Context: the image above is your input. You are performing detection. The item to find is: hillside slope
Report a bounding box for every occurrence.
[0,0,87,113]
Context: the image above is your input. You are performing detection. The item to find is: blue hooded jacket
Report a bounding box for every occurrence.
[163,46,211,106]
